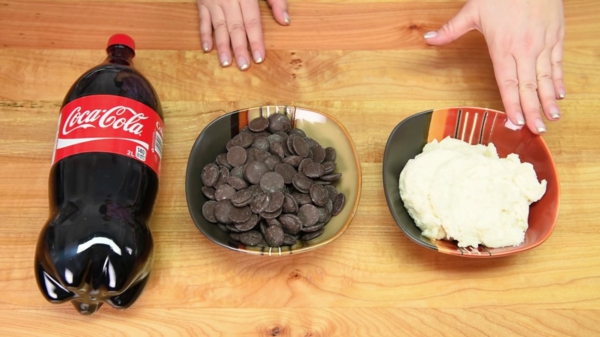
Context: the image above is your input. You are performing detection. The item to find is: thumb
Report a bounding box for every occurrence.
[266,0,290,26]
[424,6,476,46]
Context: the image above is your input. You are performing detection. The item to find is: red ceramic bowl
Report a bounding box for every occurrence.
[383,107,560,257]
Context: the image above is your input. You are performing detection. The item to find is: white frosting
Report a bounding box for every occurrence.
[399,137,547,248]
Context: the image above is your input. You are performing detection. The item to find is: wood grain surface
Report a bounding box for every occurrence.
[1,0,600,336]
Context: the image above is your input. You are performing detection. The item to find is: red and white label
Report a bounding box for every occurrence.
[52,95,164,176]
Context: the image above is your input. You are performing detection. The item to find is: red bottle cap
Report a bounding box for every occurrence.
[107,34,136,56]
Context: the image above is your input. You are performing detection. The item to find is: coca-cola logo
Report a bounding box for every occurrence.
[62,106,148,136]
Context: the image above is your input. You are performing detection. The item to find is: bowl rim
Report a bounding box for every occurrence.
[383,106,560,258]
[185,105,363,255]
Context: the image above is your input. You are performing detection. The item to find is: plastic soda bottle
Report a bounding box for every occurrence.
[34,34,164,315]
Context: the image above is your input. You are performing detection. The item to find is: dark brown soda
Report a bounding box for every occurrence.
[34,41,163,315]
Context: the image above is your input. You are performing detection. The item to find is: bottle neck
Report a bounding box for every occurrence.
[106,45,135,66]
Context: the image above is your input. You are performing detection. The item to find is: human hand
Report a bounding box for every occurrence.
[197,0,289,70]
[424,0,565,134]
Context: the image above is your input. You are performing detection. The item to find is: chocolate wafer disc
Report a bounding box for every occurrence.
[239,230,263,246]
[310,184,329,207]
[332,193,346,216]
[269,141,285,159]
[297,204,319,227]
[229,205,252,223]
[292,172,313,193]
[250,193,270,214]
[230,166,245,180]
[235,215,259,232]
[264,155,281,171]
[202,200,218,223]
[201,186,216,200]
[311,144,326,164]
[215,166,229,187]
[301,222,325,233]
[215,184,236,201]
[301,228,325,241]
[227,146,248,167]
[268,113,292,133]
[322,161,336,175]
[282,193,299,213]
[216,153,232,169]
[230,132,254,148]
[288,128,306,137]
[302,161,324,178]
[266,191,285,212]
[227,176,249,190]
[244,160,269,185]
[292,192,313,205]
[305,137,319,149]
[201,163,219,187]
[279,214,302,235]
[214,200,234,224]
[275,163,296,184]
[283,233,299,246]
[324,147,336,162]
[248,116,269,132]
[324,185,339,200]
[283,155,303,167]
[260,207,282,219]
[231,189,253,207]
[286,134,299,155]
[251,137,270,152]
[260,172,285,193]
[320,173,342,182]
[264,224,285,247]
[293,136,310,158]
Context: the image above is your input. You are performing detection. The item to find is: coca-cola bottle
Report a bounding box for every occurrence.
[34,34,164,315]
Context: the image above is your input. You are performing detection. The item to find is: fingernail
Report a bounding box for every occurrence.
[535,119,547,133]
[549,106,561,120]
[253,50,263,63]
[504,119,523,131]
[283,11,290,25]
[202,42,209,53]
[515,112,525,126]
[237,56,249,70]
[220,54,230,67]
[424,31,438,39]
[558,91,566,99]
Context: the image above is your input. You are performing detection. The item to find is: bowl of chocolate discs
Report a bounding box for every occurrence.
[186,106,362,255]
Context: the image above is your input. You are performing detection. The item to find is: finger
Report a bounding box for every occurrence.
[267,0,290,25]
[551,39,566,100]
[210,5,232,67]
[239,0,265,64]
[198,3,213,53]
[491,53,526,130]
[221,3,251,70]
[516,55,546,134]
[536,50,561,121]
[424,4,475,46]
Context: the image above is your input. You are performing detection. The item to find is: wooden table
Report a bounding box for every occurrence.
[1,0,599,335]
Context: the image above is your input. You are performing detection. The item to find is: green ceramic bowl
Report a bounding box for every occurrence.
[186,106,362,255]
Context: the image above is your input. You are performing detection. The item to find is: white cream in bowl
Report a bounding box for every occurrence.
[399,137,547,248]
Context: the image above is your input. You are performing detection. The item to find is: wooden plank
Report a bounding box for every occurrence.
[0,2,473,50]
[1,48,599,102]
[0,308,597,336]
[1,1,596,50]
